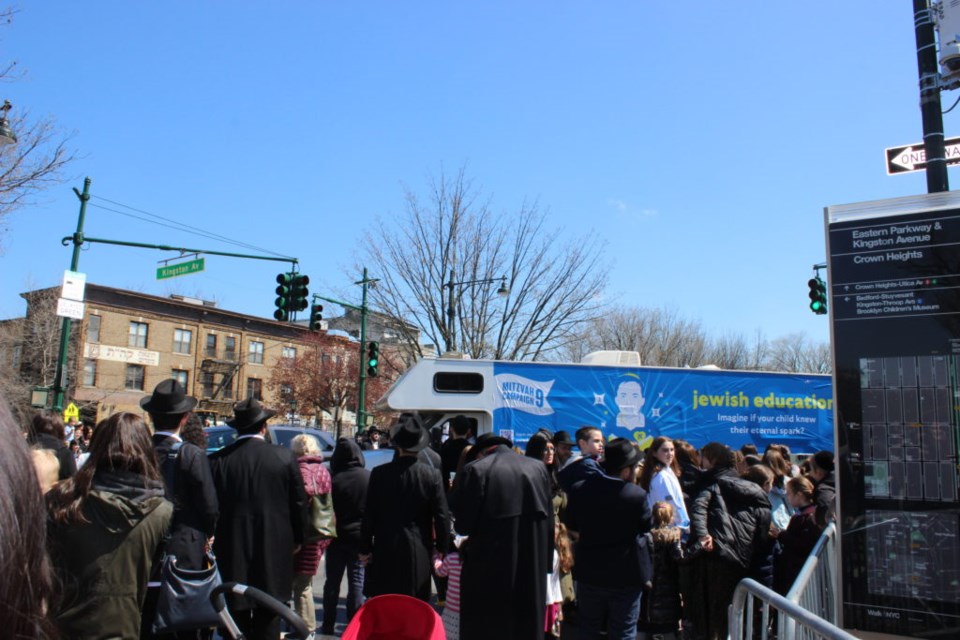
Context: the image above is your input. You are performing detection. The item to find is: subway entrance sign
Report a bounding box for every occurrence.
[156,258,205,280]
[885,136,960,174]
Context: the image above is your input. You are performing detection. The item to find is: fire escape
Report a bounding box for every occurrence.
[197,345,241,416]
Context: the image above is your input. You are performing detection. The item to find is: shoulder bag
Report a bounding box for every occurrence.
[152,552,223,633]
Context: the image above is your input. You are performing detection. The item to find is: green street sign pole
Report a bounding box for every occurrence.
[52,177,91,412]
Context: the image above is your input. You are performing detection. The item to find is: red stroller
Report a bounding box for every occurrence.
[341,594,446,640]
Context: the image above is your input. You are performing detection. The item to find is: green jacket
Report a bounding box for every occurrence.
[49,473,172,640]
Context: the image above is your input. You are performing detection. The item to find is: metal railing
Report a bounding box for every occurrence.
[730,523,852,640]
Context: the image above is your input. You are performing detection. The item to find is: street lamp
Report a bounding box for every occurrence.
[443,274,510,353]
[0,101,17,145]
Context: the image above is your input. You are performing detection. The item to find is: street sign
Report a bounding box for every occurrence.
[885,137,960,174]
[63,402,79,422]
[156,257,205,280]
[56,298,85,320]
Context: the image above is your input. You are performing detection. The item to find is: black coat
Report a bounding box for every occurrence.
[691,467,771,570]
[330,439,370,549]
[773,504,821,595]
[455,445,553,640]
[640,528,703,629]
[360,455,450,601]
[814,471,836,528]
[153,434,219,568]
[209,437,307,602]
[565,469,653,588]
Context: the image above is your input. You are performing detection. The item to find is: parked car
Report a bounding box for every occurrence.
[202,424,392,470]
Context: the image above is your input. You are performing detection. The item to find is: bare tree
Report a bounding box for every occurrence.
[765,333,832,374]
[359,167,609,361]
[0,9,75,241]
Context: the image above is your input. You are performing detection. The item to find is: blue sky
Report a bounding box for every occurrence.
[0,2,946,349]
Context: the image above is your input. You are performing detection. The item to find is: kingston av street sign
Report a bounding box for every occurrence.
[156,257,205,280]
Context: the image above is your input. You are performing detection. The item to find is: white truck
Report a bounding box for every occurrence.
[376,351,833,453]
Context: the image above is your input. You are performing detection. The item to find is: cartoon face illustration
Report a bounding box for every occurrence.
[615,380,646,429]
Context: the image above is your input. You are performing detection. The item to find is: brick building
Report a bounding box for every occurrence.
[12,283,361,425]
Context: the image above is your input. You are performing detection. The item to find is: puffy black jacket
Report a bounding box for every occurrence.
[691,467,771,569]
[641,527,703,628]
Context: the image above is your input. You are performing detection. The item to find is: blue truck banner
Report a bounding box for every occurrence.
[491,362,834,453]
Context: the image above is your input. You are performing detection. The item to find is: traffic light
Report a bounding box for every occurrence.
[274,272,293,321]
[309,304,324,331]
[291,274,310,312]
[366,341,380,377]
[808,277,828,315]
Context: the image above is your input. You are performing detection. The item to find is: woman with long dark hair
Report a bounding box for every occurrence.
[47,412,173,639]
[0,395,57,639]
[638,437,689,532]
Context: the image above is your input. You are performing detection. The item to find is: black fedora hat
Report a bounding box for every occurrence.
[601,438,642,475]
[552,430,574,446]
[475,432,513,450]
[390,415,430,452]
[226,397,276,431]
[140,379,197,415]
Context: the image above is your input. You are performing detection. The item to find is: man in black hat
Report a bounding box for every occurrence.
[454,432,554,640]
[209,397,307,640]
[142,379,219,640]
[552,430,575,469]
[359,415,450,601]
[564,438,651,640]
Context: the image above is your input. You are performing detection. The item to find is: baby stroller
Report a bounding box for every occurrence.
[211,582,314,640]
[341,594,446,640]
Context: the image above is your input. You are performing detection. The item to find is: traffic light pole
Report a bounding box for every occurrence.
[312,267,378,432]
[50,176,299,412]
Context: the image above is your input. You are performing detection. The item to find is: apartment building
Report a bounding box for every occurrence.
[18,283,354,423]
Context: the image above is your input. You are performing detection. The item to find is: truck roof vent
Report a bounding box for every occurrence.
[580,350,641,366]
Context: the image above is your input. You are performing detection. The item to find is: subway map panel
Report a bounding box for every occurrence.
[860,356,959,502]
[865,509,960,602]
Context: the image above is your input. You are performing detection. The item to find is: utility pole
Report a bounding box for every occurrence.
[914,0,950,193]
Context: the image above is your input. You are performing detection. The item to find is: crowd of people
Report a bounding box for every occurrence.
[2,381,838,640]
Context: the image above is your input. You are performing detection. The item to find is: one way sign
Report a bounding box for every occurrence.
[885,137,960,174]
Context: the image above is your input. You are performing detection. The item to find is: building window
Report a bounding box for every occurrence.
[321,353,332,367]
[225,336,237,361]
[129,321,148,348]
[206,334,217,358]
[173,329,192,355]
[88,315,101,343]
[171,369,188,389]
[201,371,215,397]
[125,364,145,390]
[280,383,293,398]
[247,378,262,401]
[248,341,264,364]
[82,359,97,386]
[282,346,297,359]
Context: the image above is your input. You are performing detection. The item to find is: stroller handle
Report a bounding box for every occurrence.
[210,581,312,640]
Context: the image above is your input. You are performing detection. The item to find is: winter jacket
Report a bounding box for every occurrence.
[330,438,370,549]
[640,526,703,629]
[773,504,821,595]
[691,466,771,569]
[294,455,333,574]
[47,470,172,640]
[814,471,836,528]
